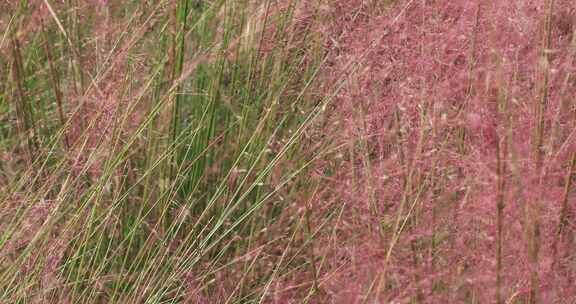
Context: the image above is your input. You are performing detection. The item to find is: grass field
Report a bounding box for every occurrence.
[1,1,575,303]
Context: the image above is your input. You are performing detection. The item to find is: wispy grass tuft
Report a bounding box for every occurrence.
[0,1,329,302]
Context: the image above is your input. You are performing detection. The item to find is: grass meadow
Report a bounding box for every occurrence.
[1,0,575,303]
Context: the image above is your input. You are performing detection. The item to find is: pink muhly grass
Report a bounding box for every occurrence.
[305,0,576,302]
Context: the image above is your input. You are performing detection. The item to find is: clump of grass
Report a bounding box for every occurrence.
[305,0,576,302]
[5,0,576,302]
[0,0,330,303]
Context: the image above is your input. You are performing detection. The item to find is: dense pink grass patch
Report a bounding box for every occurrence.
[309,0,576,302]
